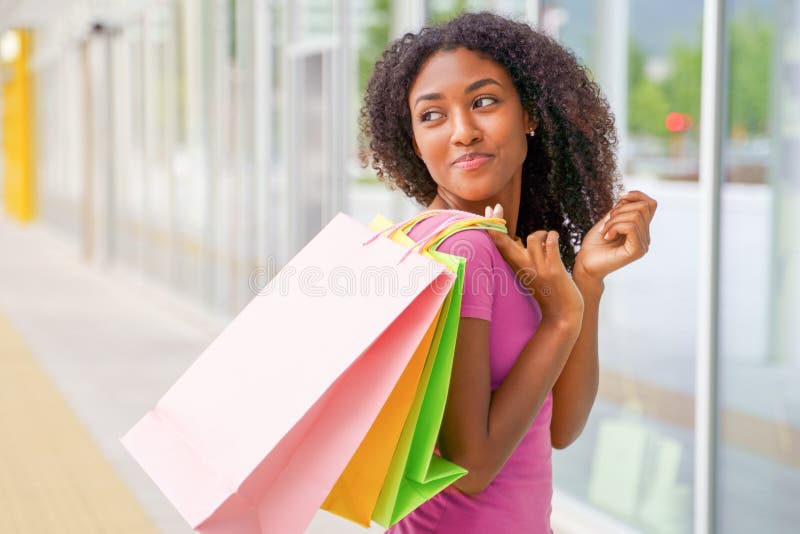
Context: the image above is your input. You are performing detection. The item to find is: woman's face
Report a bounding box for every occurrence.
[408,47,534,204]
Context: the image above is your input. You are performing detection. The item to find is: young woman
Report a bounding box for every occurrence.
[359,11,657,533]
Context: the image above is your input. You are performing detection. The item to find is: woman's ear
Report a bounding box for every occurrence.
[524,111,539,133]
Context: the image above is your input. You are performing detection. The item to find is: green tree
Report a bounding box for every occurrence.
[626,11,772,141]
[429,0,469,25]
[628,39,671,138]
[629,79,670,137]
[357,0,392,99]
[661,40,702,128]
[627,37,701,140]
[628,37,645,89]
[727,12,772,135]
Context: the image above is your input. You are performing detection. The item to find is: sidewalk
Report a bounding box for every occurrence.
[0,215,204,533]
[0,215,383,533]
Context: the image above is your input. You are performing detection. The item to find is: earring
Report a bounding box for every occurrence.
[527,128,535,137]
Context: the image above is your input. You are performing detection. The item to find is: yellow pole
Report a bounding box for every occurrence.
[1,29,35,222]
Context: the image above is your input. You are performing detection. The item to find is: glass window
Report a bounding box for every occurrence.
[113,19,146,272]
[543,1,703,531]
[718,1,800,532]
[296,0,337,39]
[427,0,530,23]
[348,0,398,224]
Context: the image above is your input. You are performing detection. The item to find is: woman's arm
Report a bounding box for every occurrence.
[549,268,604,449]
[548,190,657,448]
[436,224,585,494]
[439,313,582,495]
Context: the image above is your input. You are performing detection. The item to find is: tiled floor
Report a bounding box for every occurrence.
[0,311,157,533]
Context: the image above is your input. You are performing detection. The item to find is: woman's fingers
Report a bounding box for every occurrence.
[526,231,548,265]
[484,203,504,218]
[603,210,648,245]
[489,208,565,274]
[488,229,524,266]
[545,231,559,262]
[619,190,658,221]
[603,219,642,243]
[607,201,652,240]
[603,220,648,255]
[487,228,509,250]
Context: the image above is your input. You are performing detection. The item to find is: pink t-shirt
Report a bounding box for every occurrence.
[386,211,553,534]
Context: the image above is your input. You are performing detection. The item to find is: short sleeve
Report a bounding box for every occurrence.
[435,228,496,321]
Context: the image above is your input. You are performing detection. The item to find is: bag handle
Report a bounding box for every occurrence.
[362,208,481,246]
[397,216,506,263]
[363,209,508,264]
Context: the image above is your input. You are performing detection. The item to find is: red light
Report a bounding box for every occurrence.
[665,112,694,132]
[665,112,686,132]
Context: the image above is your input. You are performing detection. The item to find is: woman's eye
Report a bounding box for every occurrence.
[419,98,495,122]
[420,111,443,122]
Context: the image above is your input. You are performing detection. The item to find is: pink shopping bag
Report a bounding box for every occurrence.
[120,212,455,533]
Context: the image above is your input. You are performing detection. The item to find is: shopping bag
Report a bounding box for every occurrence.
[321,210,507,528]
[320,212,470,526]
[371,211,508,528]
[319,304,442,526]
[120,212,457,534]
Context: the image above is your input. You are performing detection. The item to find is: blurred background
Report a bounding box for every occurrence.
[0,0,797,533]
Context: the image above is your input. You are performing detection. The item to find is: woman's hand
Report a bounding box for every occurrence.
[485,204,584,327]
[573,190,658,283]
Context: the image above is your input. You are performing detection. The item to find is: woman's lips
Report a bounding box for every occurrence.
[452,155,493,170]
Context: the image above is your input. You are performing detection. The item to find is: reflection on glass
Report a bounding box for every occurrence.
[297,0,336,39]
[719,1,800,533]
[143,3,180,285]
[543,1,701,531]
[426,0,529,24]
[348,0,394,225]
[294,52,326,246]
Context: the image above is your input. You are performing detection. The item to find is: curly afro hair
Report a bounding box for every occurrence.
[359,11,624,273]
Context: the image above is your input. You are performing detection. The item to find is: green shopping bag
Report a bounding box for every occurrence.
[368,211,507,528]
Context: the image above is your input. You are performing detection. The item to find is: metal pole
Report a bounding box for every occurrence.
[695,0,725,531]
[525,0,540,28]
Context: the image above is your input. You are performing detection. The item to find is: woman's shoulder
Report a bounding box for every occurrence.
[407,210,497,245]
[406,210,499,267]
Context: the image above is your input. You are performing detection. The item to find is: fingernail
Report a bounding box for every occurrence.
[603,232,610,240]
[599,213,611,234]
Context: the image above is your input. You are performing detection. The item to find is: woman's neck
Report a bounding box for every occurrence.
[426,171,522,237]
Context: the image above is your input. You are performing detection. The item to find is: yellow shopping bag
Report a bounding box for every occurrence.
[320,214,446,525]
[321,211,506,527]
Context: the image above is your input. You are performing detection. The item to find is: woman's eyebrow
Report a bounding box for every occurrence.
[413,78,503,108]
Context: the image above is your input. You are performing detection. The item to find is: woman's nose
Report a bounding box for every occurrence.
[450,110,481,146]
